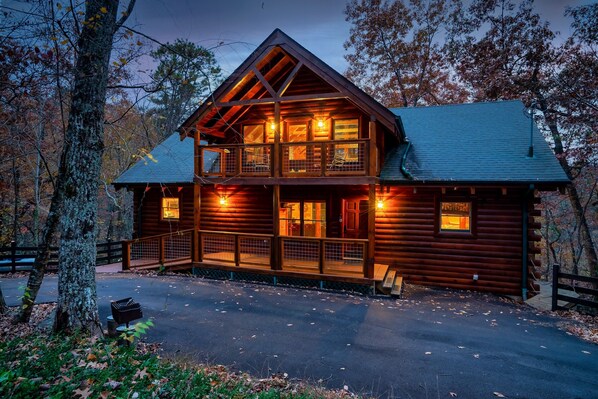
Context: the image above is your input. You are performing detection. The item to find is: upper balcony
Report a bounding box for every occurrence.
[200,139,370,179]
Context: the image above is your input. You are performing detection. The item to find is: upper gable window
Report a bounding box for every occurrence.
[243,124,265,144]
[440,202,471,232]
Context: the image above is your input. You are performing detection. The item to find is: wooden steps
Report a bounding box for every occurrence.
[391,275,404,297]
[383,269,396,289]
[378,266,404,298]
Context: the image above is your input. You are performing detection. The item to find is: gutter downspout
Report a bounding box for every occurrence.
[522,184,535,300]
[400,141,414,180]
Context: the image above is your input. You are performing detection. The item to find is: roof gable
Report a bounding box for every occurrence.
[179,29,402,139]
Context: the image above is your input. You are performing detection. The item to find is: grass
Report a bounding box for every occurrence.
[0,331,354,399]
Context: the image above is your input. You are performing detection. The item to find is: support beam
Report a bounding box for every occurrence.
[215,92,344,108]
[367,184,376,279]
[193,133,201,263]
[272,185,280,270]
[274,102,281,177]
[368,119,377,176]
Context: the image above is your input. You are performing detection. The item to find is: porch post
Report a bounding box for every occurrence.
[368,119,377,176]
[272,185,280,270]
[192,184,200,263]
[192,131,201,263]
[273,102,281,177]
[367,183,376,279]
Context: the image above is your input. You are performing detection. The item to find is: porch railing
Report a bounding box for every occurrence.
[123,229,193,270]
[121,230,370,278]
[199,139,369,178]
[199,230,273,269]
[280,236,368,277]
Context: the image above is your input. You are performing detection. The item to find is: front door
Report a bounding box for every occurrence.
[342,199,368,239]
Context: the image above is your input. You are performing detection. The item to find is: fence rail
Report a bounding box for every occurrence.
[0,240,123,273]
[552,264,598,311]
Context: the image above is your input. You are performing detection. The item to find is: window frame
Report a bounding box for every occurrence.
[161,196,181,221]
[242,123,267,144]
[279,199,327,238]
[434,196,477,238]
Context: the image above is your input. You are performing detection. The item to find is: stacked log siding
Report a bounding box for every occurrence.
[375,187,528,295]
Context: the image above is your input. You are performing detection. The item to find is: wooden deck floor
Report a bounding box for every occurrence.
[124,254,389,284]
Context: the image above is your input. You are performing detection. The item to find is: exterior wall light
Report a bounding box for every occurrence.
[376,199,384,209]
[219,196,227,206]
[317,119,325,129]
[270,121,276,131]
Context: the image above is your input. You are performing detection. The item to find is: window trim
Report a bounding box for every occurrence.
[434,196,477,238]
[161,196,181,221]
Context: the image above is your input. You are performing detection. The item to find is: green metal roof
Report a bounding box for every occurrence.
[114,133,194,186]
[381,100,569,184]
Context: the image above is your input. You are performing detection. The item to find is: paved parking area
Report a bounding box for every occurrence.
[2,273,597,398]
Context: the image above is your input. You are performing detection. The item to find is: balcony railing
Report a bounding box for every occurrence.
[281,139,368,176]
[199,139,369,178]
[201,144,273,177]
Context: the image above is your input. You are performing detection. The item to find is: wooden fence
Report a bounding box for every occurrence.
[552,264,598,311]
[0,241,123,273]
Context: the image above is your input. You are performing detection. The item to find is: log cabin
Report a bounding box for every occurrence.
[115,29,569,298]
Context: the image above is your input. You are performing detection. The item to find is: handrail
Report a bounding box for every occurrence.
[199,229,274,238]
[279,235,368,243]
[124,229,194,244]
[280,138,369,146]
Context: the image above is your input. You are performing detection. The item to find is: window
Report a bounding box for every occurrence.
[243,124,265,144]
[161,197,180,220]
[333,118,359,161]
[243,124,266,164]
[440,202,471,232]
[280,201,326,237]
[286,121,308,161]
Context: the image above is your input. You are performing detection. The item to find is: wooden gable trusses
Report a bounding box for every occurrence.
[179,29,404,141]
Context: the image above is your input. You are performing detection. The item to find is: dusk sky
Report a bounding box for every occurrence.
[128,0,590,77]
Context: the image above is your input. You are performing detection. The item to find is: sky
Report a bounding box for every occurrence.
[128,0,590,77]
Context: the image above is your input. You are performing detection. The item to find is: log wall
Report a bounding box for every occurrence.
[200,185,273,234]
[133,185,194,237]
[375,186,534,295]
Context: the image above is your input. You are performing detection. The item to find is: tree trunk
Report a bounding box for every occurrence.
[537,96,598,277]
[0,283,7,314]
[53,0,119,335]
[17,172,65,323]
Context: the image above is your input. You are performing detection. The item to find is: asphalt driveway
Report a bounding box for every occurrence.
[2,273,596,399]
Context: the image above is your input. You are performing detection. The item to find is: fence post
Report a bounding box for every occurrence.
[122,241,130,270]
[551,264,559,311]
[106,240,112,264]
[10,241,16,273]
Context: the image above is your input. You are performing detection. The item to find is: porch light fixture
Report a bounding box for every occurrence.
[219,196,227,206]
[376,199,384,209]
[317,119,325,129]
[270,121,276,131]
